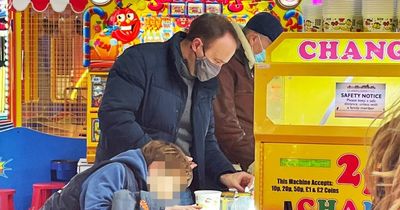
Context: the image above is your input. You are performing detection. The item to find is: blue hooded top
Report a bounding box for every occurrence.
[79,149,191,209]
[79,149,147,209]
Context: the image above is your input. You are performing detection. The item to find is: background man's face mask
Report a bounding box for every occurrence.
[255,50,266,63]
[194,46,221,82]
[254,35,266,63]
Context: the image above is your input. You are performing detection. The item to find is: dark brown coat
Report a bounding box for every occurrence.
[213,49,254,171]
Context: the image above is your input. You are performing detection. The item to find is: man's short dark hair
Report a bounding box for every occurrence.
[185,13,239,49]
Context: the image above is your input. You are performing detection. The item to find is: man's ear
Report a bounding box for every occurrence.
[247,34,256,47]
[191,38,203,52]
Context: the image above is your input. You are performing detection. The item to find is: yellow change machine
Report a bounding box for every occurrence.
[254,32,400,210]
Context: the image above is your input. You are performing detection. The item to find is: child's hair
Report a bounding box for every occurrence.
[141,140,193,185]
[366,102,400,210]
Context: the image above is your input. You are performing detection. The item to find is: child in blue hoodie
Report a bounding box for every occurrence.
[80,140,200,210]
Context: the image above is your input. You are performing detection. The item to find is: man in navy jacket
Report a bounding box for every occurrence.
[96,13,253,193]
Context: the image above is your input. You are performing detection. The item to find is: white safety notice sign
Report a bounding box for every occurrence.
[335,83,386,118]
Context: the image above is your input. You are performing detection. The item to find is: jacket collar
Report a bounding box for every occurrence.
[169,32,192,79]
[231,22,255,70]
[231,22,254,78]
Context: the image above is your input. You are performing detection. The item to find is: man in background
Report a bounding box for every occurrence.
[214,12,283,172]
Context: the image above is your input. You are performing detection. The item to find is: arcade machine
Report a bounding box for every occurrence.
[83,0,304,163]
[254,32,400,210]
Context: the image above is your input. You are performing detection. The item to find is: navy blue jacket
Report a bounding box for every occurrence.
[97,32,235,190]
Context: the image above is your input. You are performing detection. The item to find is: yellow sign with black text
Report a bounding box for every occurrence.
[261,143,371,210]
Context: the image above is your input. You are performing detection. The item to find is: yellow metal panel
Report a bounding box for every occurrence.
[86,112,99,163]
[23,10,30,102]
[15,12,22,126]
[259,143,370,210]
[86,72,108,163]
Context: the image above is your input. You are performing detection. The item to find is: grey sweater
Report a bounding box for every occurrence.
[175,60,195,155]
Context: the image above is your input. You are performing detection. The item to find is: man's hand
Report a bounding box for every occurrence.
[165,205,202,210]
[220,171,254,192]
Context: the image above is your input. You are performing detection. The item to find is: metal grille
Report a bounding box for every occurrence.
[21,7,87,138]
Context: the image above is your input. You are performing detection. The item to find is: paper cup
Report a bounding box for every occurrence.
[363,16,395,32]
[323,0,356,15]
[362,0,396,15]
[323,16,354,32]
[194,190,221,210]
[302,1,323,32]
[231,193,254,210]
[304,17,323,32]
[352,16,364,32]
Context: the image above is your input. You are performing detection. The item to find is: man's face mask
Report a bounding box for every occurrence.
[255,50,266,63]
[194,45,221,82]
[254,35,266,63]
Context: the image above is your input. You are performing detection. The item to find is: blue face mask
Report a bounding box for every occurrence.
[254,50,266,63]
[253,35,267,63]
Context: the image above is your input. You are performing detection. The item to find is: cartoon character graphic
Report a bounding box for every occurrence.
[372,22,381,30]
[383,20,392,31]
[0,157,12,178]
[345,19,352,27]
[176,17,192,28]
[365,19,372,26]
[107,4,141,44]
[91,76,107,107]
[311,25,320,32]
[92,119,100,142]
[342,18,352,31]
[331,20,339,30]
[324,22,330,30]
[83,2,143,66]
[305,19,312,31]
[92,84,104,107]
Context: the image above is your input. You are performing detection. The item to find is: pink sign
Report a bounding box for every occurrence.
[298,40,400,61]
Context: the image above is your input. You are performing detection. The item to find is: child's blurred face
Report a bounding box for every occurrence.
[147,161,190,200]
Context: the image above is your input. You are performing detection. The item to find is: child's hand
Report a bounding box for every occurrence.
[185,156,197,169]
[165,204,202,210]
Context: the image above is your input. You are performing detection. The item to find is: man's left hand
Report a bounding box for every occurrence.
[220,171,254,192]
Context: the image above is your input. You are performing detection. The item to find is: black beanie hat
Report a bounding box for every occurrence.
[244,12,283,42]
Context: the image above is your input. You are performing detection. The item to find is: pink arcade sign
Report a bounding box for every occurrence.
[298,40,400,61]
[269,36,400,64]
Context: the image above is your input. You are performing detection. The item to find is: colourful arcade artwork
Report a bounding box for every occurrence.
[0,157,12,178]
[91,75,107,108]
[83,0,304,67]
[91,118,100,142]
